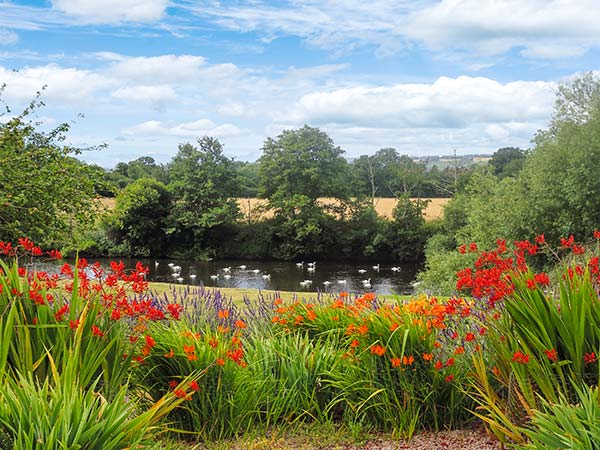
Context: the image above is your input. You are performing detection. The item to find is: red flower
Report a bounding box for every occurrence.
[512,351,529,364]
[458,244,467,254]
[465,332,475,342]
[92,325,105,337]
[69,319,79,330]
[560,235,574,248]
[534,272,550,286]
[594,230,600,240]
[174,389,187,399]
[535,234,546,244]
[189,380,200,392]
[584,352,597,365]
[445,374,454,383]
[526,278,537,290]
[544,349,557,362]
[434,361,443,370]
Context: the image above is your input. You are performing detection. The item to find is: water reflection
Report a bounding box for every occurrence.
[148,258,417,295]
[28,257,420,295]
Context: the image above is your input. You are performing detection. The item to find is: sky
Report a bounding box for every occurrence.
[0,0,599,167]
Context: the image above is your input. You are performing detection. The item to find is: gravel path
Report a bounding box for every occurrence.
[318,428,501,450]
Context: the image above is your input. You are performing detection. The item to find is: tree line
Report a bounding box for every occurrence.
[0,80,543,264]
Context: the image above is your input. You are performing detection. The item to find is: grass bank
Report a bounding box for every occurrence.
[148,281,410,303]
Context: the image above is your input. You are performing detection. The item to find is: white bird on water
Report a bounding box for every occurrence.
[262,274,271,279]
[177,277,184,283]
[300,280,312,287]
[296,261,304,268]
[252,269,260,274]
[210,274,219,280]
[372,264,380,271]
[223,267,231,273]
[154,261,159,269]
[189,274,197,280]
[337,279,347,284]
[307,266,315,272]
[323,281,332,286]
[224,274,231,279]
[238,265,247,270]
[391,266,400,272]
[168,262,175,268]
[362,278,372,288]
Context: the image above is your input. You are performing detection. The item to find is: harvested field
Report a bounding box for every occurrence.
[98,197,449,222]
[238,197,448,222]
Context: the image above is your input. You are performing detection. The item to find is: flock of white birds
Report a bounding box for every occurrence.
[157,260,401,290]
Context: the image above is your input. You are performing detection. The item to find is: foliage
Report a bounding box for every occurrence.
[517,384,600,450]
[0,92,101,244]
[106,177,172,256]
[168,137,240,256]
[0,240,197,448]
[375,195,431,262]
[489,147,526,179]
[456,233,600,444]
[259,125,349,204]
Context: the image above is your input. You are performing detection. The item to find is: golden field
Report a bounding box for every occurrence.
[238,197,448,221]
[99,197,448,221]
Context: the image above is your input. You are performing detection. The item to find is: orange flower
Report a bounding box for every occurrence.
[218,309,230,319]
[402,355,414,366]
[422,353,433,361]
[306,309,317,321]
[454,346,465,355]
[187,353,198,361]
[370,344,386,356]
[216,358,225,366]
[391,357,401,368]
[234,319,247,329]
[274,298,283,305]
[183,344,195,354]
[350,339,360,348]
[208,338,218,348]
[164,349,175,358]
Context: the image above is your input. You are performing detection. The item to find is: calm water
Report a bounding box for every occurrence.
[72,258,420,295]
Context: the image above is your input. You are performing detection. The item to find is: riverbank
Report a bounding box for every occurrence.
[148,281,411,303]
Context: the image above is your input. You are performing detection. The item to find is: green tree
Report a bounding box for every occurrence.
[168,136,239,256]
[375,195,430,262]
[258,125,349,259]
[489,147,527,179]
[0,95,100,244]
[105,178,172,256]
[259,125,349,203]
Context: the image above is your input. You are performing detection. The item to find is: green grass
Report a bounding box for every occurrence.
[148,282,410,303]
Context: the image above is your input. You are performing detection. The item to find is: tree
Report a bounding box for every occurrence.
[0,94,100,244]
[167,137,239,256]
[257,126,349,259]
[375,195,430,262]
[259,125,349,204]
[105,178,172,256]
[489,147,526,179]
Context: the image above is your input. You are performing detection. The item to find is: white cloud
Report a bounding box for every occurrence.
[0,64,113,105]
[111,85,177,105]
[405,0,600,58]
[192,0,600,60]
[51,0,168,24]
[122,119,245,138]
[288,76,556,129]
[0,28,18,45]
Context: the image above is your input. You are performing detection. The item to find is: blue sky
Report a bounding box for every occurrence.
[1,0,599,167]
